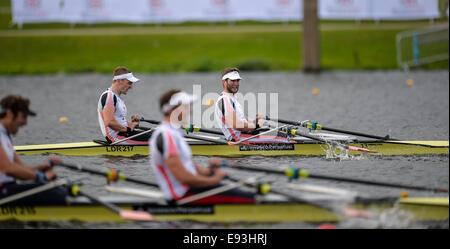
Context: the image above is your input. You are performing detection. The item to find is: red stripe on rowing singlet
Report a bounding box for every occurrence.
[221,117,240,141]
[221,97,240,141]
[156,163,180,200]
[106,92,114,108]
[164,131,179,156]
[100,111,115,143]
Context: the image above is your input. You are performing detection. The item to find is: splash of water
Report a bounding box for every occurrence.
[321,143,368,161]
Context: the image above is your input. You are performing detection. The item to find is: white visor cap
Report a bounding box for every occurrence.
[113,72,140,83]
[222,71,242,81]
[162,92,198,114]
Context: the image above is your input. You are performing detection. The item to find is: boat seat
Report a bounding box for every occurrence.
[93,139,110,145]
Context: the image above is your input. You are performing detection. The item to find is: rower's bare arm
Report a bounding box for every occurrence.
[166,156,224,188]
[103,106,127,132]
[194,165,211,176]
[0,149,37,180]
[224,112,255,132]
[19,155,61,172]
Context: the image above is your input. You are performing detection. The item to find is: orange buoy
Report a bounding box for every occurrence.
[59,117,69,122]
[205,99,214,106]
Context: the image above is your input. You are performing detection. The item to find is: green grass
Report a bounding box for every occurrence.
[0,0,448,74]
[0,29,448,75]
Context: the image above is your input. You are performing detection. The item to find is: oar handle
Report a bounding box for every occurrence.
[140,118,160,125]
[110,128,153,145]
[183,124,223,135]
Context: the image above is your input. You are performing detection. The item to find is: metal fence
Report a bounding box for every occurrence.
[396,24,449,70]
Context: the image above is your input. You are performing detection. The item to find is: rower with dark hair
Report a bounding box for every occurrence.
[97,66,151,145]
[149,89,255,204]
[0,95,67,205]
[215,67,291,143]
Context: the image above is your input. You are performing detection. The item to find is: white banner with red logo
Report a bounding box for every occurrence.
[319,0,372,19]
[11,0,441,26]
[372,0,441,20]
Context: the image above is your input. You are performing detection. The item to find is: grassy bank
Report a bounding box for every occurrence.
[1,27,448,75]
[0,0,448,74]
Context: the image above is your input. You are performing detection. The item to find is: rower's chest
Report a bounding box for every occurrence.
[0,132,14,162]
[114,97,127,118]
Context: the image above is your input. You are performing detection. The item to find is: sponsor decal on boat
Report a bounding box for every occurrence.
[140,205,214,215]
[239,143,295,151]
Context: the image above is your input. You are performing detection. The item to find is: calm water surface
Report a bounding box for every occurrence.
[0,71,448,228]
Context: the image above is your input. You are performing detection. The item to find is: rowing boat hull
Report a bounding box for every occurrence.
[0,197,447,223]
[14,140,450,157]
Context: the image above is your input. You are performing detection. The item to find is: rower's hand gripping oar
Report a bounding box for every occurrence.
[110,128,153,145]
[264,116,393,141]
[59,162,159,187]
[227,124,289,146]
[67,183,153,221]
[221,163,449,193]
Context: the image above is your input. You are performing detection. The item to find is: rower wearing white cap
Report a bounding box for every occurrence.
[215,67,290,143]
[97,66,150,145]
[150,89,255,204]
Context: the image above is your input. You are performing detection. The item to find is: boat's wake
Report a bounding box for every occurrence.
[321,144,369,161]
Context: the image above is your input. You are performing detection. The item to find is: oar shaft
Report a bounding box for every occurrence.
[78,189,121,214]
[0,179,68,205]
[176,177,254,205]
[225,176,358,216]
[232,124,288,145]
[266,116,393,140]
[184,134,228,144]
[305,174,445,192]
[225,164,448,193]
[264,117,299,126]
[185,126,223,135]
[141,119,160,125]
[59,163,159,187]
[110,128,153,145]
[76,188,153,221]
[292,129,327,143]
[141,118,223,136]
[320,126,391,140]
